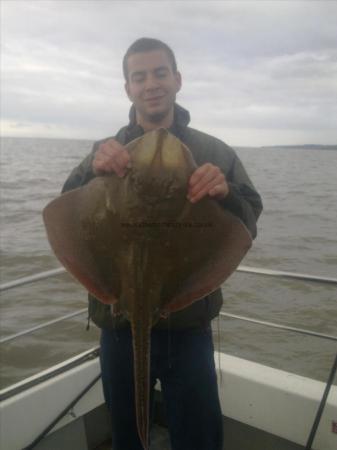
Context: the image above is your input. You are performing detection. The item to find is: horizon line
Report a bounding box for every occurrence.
[1,135,336,149]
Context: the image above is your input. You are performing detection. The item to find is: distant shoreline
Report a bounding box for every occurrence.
[260,144,337,150]
[1,136,336,151]
[236,145,337,151]
[236,144,337,151]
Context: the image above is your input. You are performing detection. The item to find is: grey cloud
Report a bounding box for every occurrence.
[1,1,337,145]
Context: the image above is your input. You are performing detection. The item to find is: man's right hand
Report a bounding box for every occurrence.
[92,139,131,177]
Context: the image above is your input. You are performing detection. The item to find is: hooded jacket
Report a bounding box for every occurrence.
[62,104,263,330]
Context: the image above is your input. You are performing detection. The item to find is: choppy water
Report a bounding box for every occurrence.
[0,137,336,389]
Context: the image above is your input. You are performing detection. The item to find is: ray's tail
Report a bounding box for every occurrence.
[131,319,152,450]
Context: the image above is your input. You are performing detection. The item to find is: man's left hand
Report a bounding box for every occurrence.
[187,163,229,203]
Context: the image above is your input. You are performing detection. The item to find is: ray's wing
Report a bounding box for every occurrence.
[159,198,252,315]
[43,177,122,304]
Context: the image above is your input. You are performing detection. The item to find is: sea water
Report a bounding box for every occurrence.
[0,137,336,388]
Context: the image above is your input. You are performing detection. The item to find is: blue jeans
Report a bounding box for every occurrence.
[100,325,223,450]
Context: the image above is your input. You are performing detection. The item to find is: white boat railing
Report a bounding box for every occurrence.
[0,309,88,344]
[219,312,337,342]
[1,265,337,293]
[0,267,66,292]
[0,265,337,344]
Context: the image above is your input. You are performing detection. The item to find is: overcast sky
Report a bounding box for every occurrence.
[1,0,337,146]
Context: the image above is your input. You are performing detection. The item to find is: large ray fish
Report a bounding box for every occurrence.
[43,128,252,449]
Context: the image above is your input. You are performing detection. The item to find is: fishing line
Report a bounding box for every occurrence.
[216,315,223,385]
[167,315,172,369]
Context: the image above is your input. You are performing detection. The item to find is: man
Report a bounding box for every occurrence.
[62,38,262,450]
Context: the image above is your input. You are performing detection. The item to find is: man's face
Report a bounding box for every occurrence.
[125,50,182,124]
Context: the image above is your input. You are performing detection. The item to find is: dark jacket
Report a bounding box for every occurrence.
[62,104,263,330]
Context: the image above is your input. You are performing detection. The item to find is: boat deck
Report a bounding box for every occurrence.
[94,424,170,450]
[92,416,306,450]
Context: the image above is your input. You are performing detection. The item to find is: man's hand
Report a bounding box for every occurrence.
[92,139,131,177]
[187,163,229,203]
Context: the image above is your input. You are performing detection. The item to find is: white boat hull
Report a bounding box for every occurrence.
[0,349,336,450]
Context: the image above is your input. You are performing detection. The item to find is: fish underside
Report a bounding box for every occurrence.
[43,129,252,450]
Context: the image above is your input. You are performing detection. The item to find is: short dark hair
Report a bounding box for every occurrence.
[123,38,177,81]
